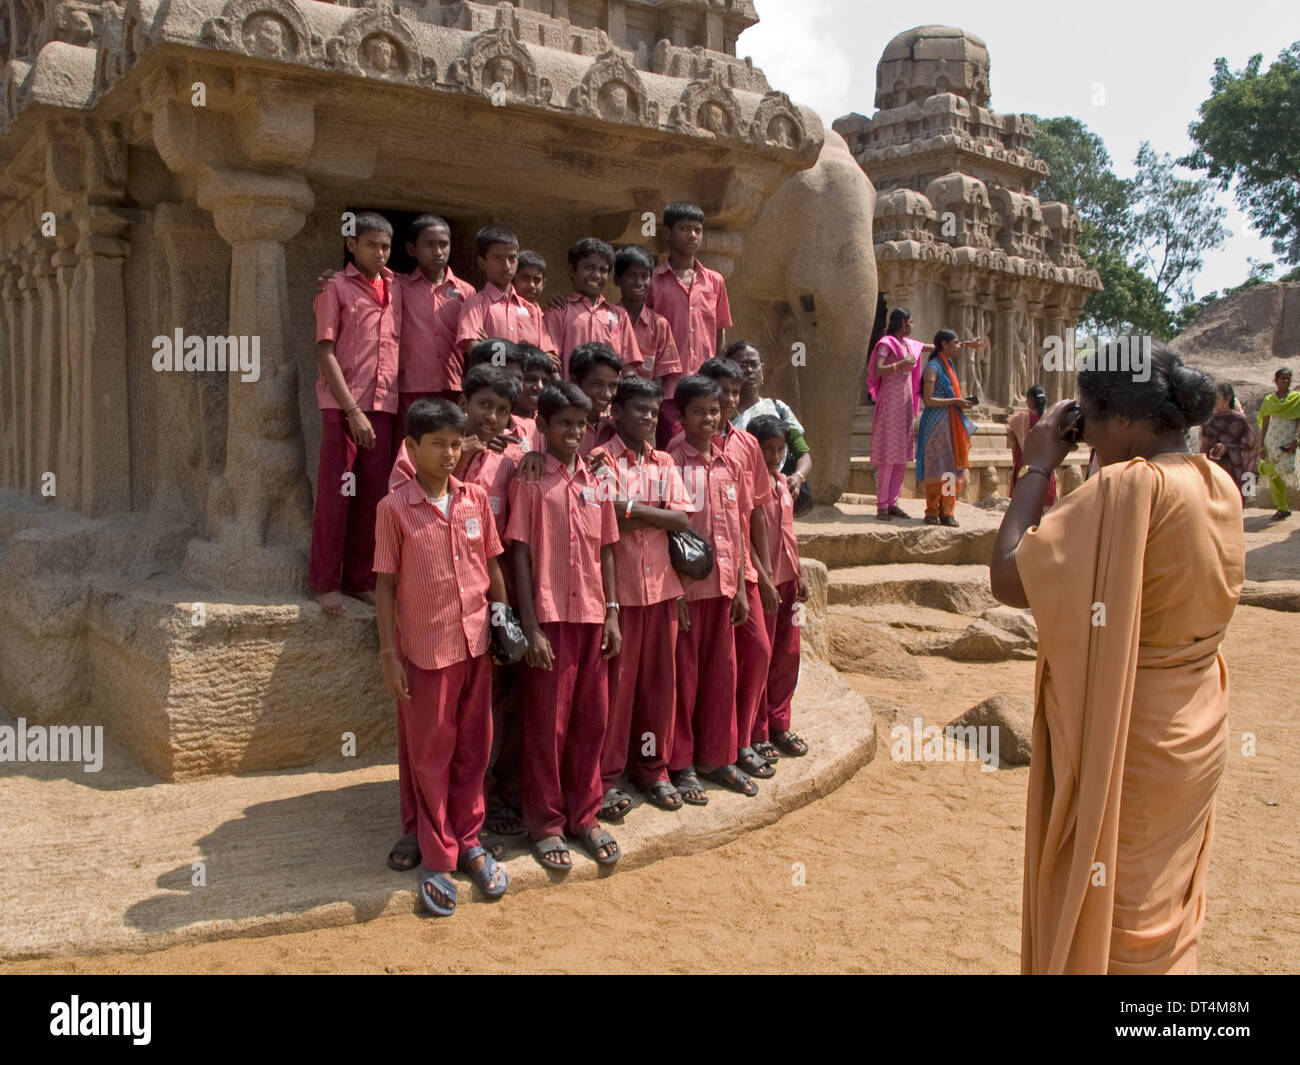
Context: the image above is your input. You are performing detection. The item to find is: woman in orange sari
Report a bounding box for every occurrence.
[916,330,976,526]
[990,342,1244,974]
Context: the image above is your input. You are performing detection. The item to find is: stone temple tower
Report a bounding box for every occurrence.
[834,25,1101,409]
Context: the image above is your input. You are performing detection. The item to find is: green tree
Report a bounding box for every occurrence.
[1184,43,1300,266]
[1028,116,1134,255]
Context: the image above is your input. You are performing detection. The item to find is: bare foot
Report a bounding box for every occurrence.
[346,589,376,607]
[315,590,346,617]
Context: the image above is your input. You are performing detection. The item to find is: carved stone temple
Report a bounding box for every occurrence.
[0,0,877,778]
[834,25,1101,411]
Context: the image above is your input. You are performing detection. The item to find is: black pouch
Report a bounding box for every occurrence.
[489,601,528,665]
[792,480,814,518]
[668,529,714,581]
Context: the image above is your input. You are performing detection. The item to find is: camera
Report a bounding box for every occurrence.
[1060,405,1086,445]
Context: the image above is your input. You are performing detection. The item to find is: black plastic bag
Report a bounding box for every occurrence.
[668,529,714,580]
[489,601,528,665]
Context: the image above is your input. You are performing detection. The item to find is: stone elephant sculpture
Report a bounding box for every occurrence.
[730,132,877,505]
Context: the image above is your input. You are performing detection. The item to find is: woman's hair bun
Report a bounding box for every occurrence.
[1168,359,1216,427]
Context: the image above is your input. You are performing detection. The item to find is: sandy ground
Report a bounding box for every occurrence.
[5,602,1293,975]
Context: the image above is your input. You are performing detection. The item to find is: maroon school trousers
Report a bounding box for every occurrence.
[602,599,678,791]
[308,408,395,595]
[399,654,492,872]
[671,595,738,772]
[484,662,524,812]
[734,580,773,753]
[521,621,608,840]
[756,578,800,743]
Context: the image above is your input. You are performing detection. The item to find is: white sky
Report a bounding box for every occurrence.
[737,0,1300,299]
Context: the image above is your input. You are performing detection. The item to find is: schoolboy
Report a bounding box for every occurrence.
[698,356,778,780]
[374,399,510,916]
[506,381,623,870]
[590,376,692,817]
[311,211,401,616]
[513,250,548,305]
[646,202,732,378]
[667,375,755,804]
[513,345,555,443]
[543,238,639,377]
[515,341,622,461]
[437,224,557,391]
[747,415,811,763]
[614,244,684,447]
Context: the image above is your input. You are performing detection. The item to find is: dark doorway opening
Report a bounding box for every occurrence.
[340,207,477,280]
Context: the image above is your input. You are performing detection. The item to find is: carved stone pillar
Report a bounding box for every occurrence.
[52,226,80,509]
[0,258,19,490]
[33,237,59,495]
[74,205,132,515]
[182,168,315,595]
[16,245,37,494]
[994,296,1017,408]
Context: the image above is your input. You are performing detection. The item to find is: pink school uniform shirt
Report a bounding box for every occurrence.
[543,292,639,377]
[372,476,502,670]
[313,262,401,413]
[396,266,475,394]
[628,303,683,382]
[668,437,749,602]
[762,473,800,585]
[388,441,520,536]
[505,453,619,624]
[590,433,690,607]
[718,423,774,583]
[646,259,732,376]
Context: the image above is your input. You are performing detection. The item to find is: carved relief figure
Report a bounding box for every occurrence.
[599,80,630,120]
[362,33,398,75]
[245,13,290,59]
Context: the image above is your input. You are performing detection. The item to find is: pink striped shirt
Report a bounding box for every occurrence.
[628,302,683,381]
[668,437,749,602]
[505,453,619,624]
[646,259,732,376]
[373,477,503,670]
[591,433,690,607]
[719,423,773,584]
[388,442,519,535]
[313,263,401,413]
[396,266,475,393]
[543,292,640,376]
[762,473,800,585]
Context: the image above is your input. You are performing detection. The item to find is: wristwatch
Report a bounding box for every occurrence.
[1018,464,1051,481]
[605,602,620,612]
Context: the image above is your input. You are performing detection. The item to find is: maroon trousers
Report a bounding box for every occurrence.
[521,621,608,840]
[398,654,492,872]
[734,580,773,753]
[756,579,800,743]
[602,599,679,791]
[484,662,524,811]
[308,408,395,595]
[672,595,738,772]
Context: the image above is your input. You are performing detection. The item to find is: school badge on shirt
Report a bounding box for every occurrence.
[517,305,531,318]
[487,496,502,514]
[643,355,655,373]
[726,484,737,500]
[580,486,596,506]
[465,516,482,540]
[606,311,618,328]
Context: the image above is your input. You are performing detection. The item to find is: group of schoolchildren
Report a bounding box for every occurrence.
[311,203,812,916]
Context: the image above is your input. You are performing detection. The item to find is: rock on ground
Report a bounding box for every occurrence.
[828,609,926,680]
[980,605,1038,643]
[940,620,1029,661]
[947,694,1034,767]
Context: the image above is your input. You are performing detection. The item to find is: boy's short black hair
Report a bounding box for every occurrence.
[467,338,524,370]
[698,356,744,385]
[461,364,519,405]
[354,211,394,238]
[537,380,593,420]
[746,414,786,445]
[614,244,655,279]
[568,237,615,269]
[408,214,450,243]
[613,375,663,408]
[663,202,706,229]
[517,250,547,274]
[568,341,622,382]
[405,398,465,440]
[476,223,519,256]
[673,374,722,413]
[723,338,760,361]
[520,346,556,377]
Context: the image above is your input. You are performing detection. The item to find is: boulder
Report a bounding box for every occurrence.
[799,558,831,661]
[828,609,926,679]
[980,605,1038,643]
[940,619,1028,661]
[947,694,1034,767]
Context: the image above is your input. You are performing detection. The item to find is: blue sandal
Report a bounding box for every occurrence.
[459,845,509,899]
[418,868,457,917]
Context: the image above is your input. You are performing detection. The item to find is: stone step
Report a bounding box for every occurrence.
[846,453,1090,499]
[828,563,999,616]
[797,502,996,568]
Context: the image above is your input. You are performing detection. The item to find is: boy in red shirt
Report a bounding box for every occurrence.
[615,244,684,449]
[311,212,401,616]
[507,381,623,870]
[374,398,510,916]
[699,356,779,781]
[747,415,811,763]
[590,376,692,817]
[668,375,756,804]
[646,202,732,380]
[543,238,639,377]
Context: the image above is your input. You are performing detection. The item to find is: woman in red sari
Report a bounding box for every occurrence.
[1199,382,1259,504]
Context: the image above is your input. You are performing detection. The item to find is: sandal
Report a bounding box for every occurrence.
[753,741,781,762]
[888,504,910,518]
[386,833,420,872]
[736,747,775,779]
[484,805,526,836]
[940,515,959,527]
[876,509,892,521]
[532,835,571,871]
[699,764,759,797]
[773,730,809,757]
[459,844,509,899]
[418,868,457,917]
[671,768,709,806]
[924,515,940,525]
[578,825,620,866]
[598,786,634,823]
[645,779,683,811]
